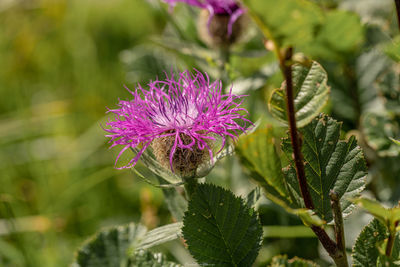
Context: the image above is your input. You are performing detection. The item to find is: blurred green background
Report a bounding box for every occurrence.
[0,1,171,266]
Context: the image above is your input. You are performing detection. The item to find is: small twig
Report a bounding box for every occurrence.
[330,191,349,267]
[395,0,400,32]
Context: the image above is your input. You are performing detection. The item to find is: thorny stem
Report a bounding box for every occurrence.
[330,191,349,267]
[395,0,400,32]
[279,47,346,266]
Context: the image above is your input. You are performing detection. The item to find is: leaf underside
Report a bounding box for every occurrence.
[269,61,330,128]
[73,222,183,267]
[73,223,147,267]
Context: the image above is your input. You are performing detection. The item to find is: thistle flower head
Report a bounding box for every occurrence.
[104,70,251,177]
[163,0,244,36]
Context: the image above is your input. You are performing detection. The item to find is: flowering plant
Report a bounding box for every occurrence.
[105,70,250,176]
[72,1,400,267]
[163,0,245,36]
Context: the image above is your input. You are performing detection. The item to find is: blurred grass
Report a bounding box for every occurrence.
[0,0,170,266]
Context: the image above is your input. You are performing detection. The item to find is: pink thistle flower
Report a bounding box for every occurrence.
[104,70,251,177]
[163,0,245,36]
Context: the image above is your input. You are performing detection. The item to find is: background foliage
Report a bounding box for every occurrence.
[0,0,399,266]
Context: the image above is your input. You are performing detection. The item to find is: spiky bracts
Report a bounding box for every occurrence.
[104,70,251,176]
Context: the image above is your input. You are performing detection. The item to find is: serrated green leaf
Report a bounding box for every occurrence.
[236,127,289,199]
[269,61,330,128]
[130,250,182,267]
[182,183,262,267]
[73,223,147,267]
[282,114,367,223]
[352,198,400,229]
[352,219,400,267]
[137,222,183,250]
[352,219,387,267]
[269,255,319,267]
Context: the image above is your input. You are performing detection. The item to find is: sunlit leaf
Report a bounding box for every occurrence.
[137,222,183,250]
[269,61,330,128]
[182,183,262,267]
[352,197,400,228]
[391,138,400,146]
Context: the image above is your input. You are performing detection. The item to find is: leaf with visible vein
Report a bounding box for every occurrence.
[282,114,367,223]
[269,61,330,128]
[352,219,400,267]
[182,183,262,267]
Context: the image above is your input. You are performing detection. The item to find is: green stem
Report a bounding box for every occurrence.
[218,46,231,85]
[183,178,198,200]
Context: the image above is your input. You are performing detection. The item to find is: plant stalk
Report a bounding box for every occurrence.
[218,46,231,85]
[279,47,345,266]
[386,231,396,257]
[330,191,349,267]
[183,177,198,200]
[279,47,314,210]
[395,0,400,32]
[386,221,399,257]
